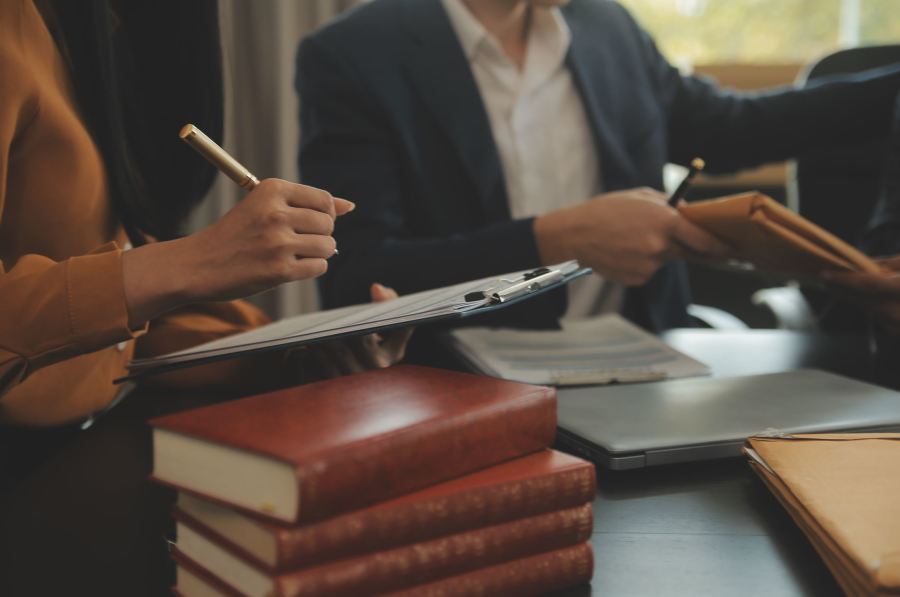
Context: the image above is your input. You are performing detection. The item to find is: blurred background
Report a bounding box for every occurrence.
[622,0,899,65]
[197,0,900,323]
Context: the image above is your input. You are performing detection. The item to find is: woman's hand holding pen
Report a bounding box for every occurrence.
[534,187,731,286]
[122,179,353,329]
[176,179,353,299]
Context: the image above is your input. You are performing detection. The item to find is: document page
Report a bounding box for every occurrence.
[448,314,710,385]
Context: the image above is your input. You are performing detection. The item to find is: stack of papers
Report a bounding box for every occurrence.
[744,434,900,597]
[446,314,709,386]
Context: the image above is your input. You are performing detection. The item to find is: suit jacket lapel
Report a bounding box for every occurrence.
[563,4,639,189]
[400,0,508,220]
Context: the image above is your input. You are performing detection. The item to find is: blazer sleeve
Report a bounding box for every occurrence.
[296,35,552,313]
[616,4,900,173]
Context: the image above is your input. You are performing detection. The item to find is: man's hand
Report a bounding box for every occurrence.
[825,255,900,333]
[533,187,731,285]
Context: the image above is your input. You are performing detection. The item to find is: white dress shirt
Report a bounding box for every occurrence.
[442,0,621,319]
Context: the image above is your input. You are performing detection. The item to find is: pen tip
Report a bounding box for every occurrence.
[691,157,706,171]
[179,124,196,139]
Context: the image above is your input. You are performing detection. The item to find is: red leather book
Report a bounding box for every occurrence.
[174,504,593,597]
[150,365,556,524]
[383,542,594,597]
[173,449,596,572]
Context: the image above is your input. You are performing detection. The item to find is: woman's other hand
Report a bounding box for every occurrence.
[292,283,413,382]
[825,255,900,333]
[122,179,353,328]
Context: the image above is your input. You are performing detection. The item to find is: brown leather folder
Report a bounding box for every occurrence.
[744,434,900,597]
[679,192,883,276]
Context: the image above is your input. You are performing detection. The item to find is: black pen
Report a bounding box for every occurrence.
[668,157,705,207]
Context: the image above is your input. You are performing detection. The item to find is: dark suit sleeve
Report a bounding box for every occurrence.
[864,92,900,256]
[614,6,900,174]
[296,35,550,312]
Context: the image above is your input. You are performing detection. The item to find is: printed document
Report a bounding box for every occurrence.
[448,314,710,385]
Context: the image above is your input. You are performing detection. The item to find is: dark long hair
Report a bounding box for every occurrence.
[44,0,224,245]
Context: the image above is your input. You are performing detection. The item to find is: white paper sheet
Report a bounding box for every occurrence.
[448,314,710,386]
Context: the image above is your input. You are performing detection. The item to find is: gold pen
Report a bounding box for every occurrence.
[179,123,260,190]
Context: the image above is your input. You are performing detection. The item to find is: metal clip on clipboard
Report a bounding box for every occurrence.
[465,267,567,305]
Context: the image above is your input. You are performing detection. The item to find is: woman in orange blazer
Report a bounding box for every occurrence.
[0,2,410,592]
[0,0,408,428]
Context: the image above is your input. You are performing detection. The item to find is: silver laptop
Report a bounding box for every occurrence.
[555,369,900,470]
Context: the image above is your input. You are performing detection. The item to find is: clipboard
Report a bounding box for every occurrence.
[118,261,590,382]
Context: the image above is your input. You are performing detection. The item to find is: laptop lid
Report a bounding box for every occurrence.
[556,369,900,470]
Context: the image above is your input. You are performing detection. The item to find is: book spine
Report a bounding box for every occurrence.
[276,504,593,597]
[273,463,596,570]
[381,542,594,597]
[294,388,556,523]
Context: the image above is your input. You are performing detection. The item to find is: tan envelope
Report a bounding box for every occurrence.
[744,434,900,596]
[679,192,883,275]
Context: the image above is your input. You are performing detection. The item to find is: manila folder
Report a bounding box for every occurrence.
[679,192,882,275]
[744,434,900,597]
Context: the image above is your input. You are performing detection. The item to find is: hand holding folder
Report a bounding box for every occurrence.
[823,255,900,333]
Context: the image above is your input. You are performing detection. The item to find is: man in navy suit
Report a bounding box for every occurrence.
[296,0,900,334]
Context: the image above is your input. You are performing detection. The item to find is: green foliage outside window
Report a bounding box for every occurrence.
[617,0,900,65]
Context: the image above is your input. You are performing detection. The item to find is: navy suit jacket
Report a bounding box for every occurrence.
[296,0,900,332]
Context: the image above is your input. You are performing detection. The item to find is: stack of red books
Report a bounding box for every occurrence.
[150,365,596,597]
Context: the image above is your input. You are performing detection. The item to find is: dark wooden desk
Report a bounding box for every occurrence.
[574,329,886,597]
[0,330,890,596]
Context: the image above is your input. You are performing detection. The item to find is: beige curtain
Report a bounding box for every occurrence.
[189,0,360,318]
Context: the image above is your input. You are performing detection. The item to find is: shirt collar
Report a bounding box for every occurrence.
[442,0,491,61]
[442,0,571,66]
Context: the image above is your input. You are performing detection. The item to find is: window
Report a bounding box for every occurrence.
[617,0,900,67]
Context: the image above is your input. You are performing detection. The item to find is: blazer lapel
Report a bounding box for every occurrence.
[400,0,508,220]
[563,4,639,189]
